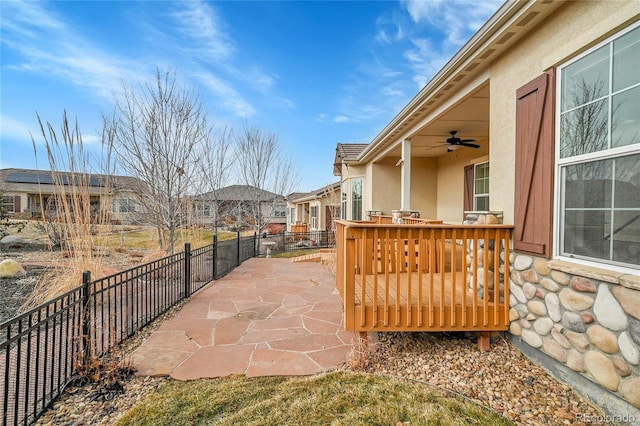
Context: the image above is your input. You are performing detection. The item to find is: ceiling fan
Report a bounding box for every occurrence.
[445,131,480,151]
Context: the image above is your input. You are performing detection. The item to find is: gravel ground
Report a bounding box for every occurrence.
[2,240,610,426]
[32,330,610,426]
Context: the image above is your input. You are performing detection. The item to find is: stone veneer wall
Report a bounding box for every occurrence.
[463,211,640,414]
[509,254,640,411]
[463,211,505,301]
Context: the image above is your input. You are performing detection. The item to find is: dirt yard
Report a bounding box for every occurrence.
[0,222,154,323]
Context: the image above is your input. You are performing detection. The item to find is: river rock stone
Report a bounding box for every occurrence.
[564,330,590,352]
[629,318,640,346]
[519,318,532,329]
[619,331,640,365]
[0,259,26,278]
[535,288,546,299]
[584,350,620,391]
[612,355,632,377]
[586,325,619,354]
[534,317,554,336]
[551,328,572,349]
[510,271,524,286]
[545,293,561,322]
[514,255,532,271]
[612,286,640,321]
[509,308,520,321]
[580,312,595,324]
[533,258,550,276]
[528,300,547,317]
[594,284,628,331]
[511,283,527,304]
[521,329,543,348]
[521,269,539,284]
[543,337,567,362]
[550,270,570,286]
[515,303,529,318]
[570,276,597,293]
[510,321,522,336]
[619,377,640,408]
[567,349,585,372]
[562,312,586,333]
[559,288,594,312]
[0,235,29,248]
[523,282,537,300]
[540,278,560,293]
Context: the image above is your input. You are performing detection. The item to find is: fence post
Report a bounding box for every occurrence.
[253,232,257,258]
[81,270,91,366]
[213,234,217,280]
[236,230,241,266]
[184,243,191,299]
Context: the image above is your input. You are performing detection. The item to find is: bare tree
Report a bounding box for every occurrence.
[107,68,208,253]
[234,123,299,232]
[192,125,235,234]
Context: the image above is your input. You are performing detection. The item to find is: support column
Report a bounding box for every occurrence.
[401,139,411,211]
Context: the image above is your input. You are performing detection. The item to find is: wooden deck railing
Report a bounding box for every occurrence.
[336,220,514,343]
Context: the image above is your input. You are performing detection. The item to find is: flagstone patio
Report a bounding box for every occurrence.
[130,257,356,380]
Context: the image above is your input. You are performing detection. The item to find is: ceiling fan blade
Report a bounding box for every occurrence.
[460,139,476,143]
[460,142,480,148]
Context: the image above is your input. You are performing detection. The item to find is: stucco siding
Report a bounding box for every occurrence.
[489,0,640,224]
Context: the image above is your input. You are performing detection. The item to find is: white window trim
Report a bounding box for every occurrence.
[473,161,489,211]
[553,22,640,273]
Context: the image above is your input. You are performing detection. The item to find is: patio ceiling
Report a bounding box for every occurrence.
[381,83,490,159]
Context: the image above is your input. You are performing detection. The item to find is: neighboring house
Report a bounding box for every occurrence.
[192,184,287,230]
[334,1,639,417]
[0,168,144,224]
[286,182,341,232]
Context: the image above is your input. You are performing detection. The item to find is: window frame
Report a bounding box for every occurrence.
[473,161,490,211]
[310,205,318,230]
[351,178,363,221]
[554,22,640,271]
[1,196,15,214]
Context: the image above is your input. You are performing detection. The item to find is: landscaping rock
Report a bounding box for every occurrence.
[0,235,25,247]
[0,259,26,278]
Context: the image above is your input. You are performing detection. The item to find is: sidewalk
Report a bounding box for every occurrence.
[130,257,355,380]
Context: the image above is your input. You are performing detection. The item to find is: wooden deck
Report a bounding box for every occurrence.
[336,220,514,348]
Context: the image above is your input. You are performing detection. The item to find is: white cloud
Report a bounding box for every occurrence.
[401,0,503,46]
[194,72,255,118]
[1,1,148,102]
[0,114,33,143]
[170,1,235,61]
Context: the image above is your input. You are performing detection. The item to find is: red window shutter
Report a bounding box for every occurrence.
[514,69,555,258]
[14,196,21,213]
[463,164,474,219]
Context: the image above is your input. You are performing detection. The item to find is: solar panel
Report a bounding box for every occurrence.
[5,171,104,187]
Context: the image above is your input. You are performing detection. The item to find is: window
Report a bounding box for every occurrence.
[115,199,136,213]
[557,24,640,269]
[341,179,364,220]
[272,205,287,217]
[310,205,318,229]
[341,181,347,220]
[473,162,489,211]
[288,207,296,224]
[1,196,15,213]
[351,178,363,220]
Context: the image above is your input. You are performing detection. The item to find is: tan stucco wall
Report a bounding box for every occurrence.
[371,157,400,215]
[489,1,640,224]
[436,150,489,223]
[410,157,438,219]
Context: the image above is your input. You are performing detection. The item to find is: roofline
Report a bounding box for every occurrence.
[357,0,563,163]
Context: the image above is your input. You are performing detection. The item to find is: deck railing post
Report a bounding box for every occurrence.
[184,243,191,298]
[81,270,92,367]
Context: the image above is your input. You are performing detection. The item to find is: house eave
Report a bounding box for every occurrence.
[357,0,566,164]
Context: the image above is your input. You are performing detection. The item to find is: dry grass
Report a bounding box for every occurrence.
[116,372,513,425]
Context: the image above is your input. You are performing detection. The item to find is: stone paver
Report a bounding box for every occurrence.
[130,258,355,380]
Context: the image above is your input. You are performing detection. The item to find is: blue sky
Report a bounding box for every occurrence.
[1,0,502,192]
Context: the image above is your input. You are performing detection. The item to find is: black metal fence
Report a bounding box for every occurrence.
[257,230,335,256]
[0,233,257,426]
